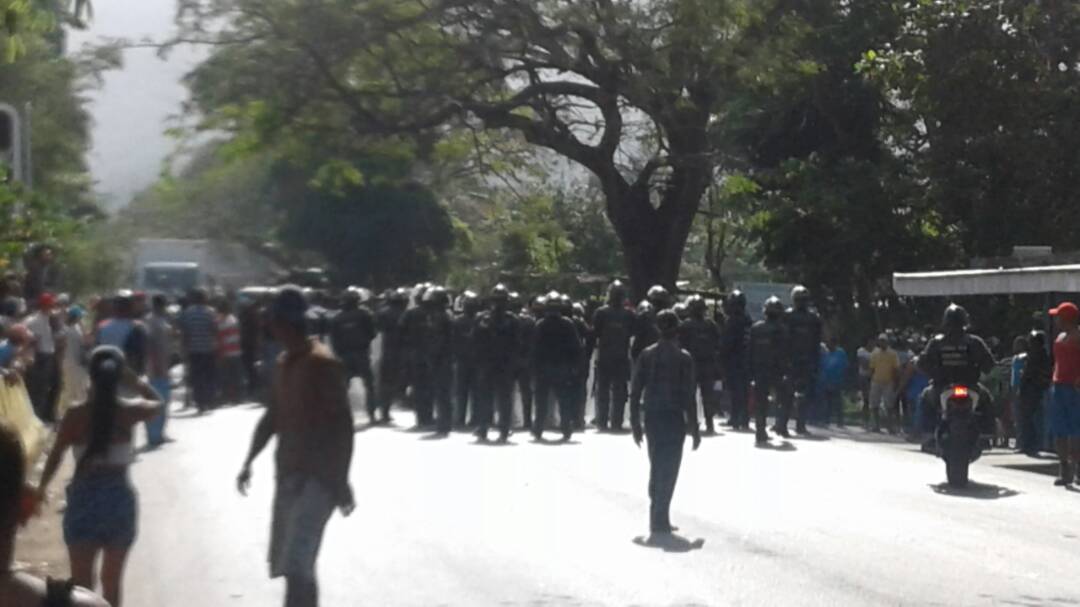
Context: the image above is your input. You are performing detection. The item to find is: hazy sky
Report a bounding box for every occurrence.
[68,0,203,212]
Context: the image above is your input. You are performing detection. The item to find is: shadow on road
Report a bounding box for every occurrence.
[929,482,1020,500]
[532,437,582,446]
[632,533,705,553]
[789,434,831,442]
[755,441,797,452]
[996,461,1060,477]
[978,592,1080,606]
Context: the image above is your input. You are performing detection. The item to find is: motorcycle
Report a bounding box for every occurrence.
[935,384,985,488]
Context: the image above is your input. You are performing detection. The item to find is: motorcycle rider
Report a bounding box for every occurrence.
[330,289,381,423]
[784,286,823,436]
[474,285,519,442]
[533,292,584,441]
[750,296,791,444]
[916,304,997,445]
[721,290,752,430]
[452,291,483,427]
[592,280,635,431]
[678,295,722,434]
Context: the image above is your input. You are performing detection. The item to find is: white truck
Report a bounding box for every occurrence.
[133,238,280,295]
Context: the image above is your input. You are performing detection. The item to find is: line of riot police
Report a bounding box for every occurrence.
[320,280,838,448]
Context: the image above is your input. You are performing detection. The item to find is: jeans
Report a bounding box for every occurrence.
[187,352,217,411]
[645,411,685,532]
[145,377,171,445]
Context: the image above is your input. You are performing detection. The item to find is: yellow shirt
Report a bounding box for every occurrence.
[870,347,901,385]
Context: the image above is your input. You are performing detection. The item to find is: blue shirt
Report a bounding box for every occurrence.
[1011,353,1026,391]
[822,348,849,389]
[0,341,14,367]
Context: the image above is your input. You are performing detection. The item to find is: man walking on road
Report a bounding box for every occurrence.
[631,309,700,538]
[237,286,355,607]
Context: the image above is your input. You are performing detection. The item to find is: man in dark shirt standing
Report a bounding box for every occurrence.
[532,292,584,441]
[631,309,700,538]
[237,286,354,607]
[474,285,519,442]
[375,288,409,421]
[678,295,722,434]
[721,290,752,430]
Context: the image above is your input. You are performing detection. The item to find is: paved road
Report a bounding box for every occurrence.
[123,395,1080,607]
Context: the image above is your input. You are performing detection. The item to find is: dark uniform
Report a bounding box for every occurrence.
[514,304,538,430]
[375,291,408,415]
[631,311,700,534]
[678,297,722,434]
[750,298,791,443]
[569,302,594,429]
[533,294,584,440]
[632,301,660,361]
[452,296,482,427]
[593,293,635,430]
[721,292,752,430]
[784,287,823,435]
[330,296,380,422]
[475,296,519,441]
[400,289,454,432]
[917,305,997,436]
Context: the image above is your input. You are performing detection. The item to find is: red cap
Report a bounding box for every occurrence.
[1049,302,1079,321]
[38,292,56,309]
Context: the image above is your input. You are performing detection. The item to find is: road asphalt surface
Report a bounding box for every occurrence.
[120,393,1080,607]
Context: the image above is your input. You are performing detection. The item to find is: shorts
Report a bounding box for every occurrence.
[868,381,896,413]
[64,470,138,547]
[1049,384,1080,438]
[269,477,336,580]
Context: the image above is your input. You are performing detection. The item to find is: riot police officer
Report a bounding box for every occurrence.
[721,290,752,430]
[570,301,593,429]
[533,292,584,441]
[784,286,823,436]
[646,285,674,311]
[401,286,454,433]
[679,295,723,434]
[592,280,635,431]
[330,289,381,422]
[376,288,410,419]
[916,304,996,437]
[513,294,540,430]
[750,296,791,444]
[631,309,701,536]
[632,300,660,361]
[474,285,519,442]
[452,291,483,427]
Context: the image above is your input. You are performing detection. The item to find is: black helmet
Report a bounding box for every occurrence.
[646,285,671,308]
[341,289,361,307]
[572,302,586,318]
[490,284,510,303]
[942,303,969,331]
[686,294,707,315]
[1029,329,1047,349]
[791,285,811,309]
[656,309,680,335]
[558,293,573,313]
[389,288,409,304]
[763,296,785,319]
[423,286,450,308]
[673,302,689,320]
[460,290,481,313]
[543,291,563,313]
[607,280,627,304]
[725,289,747,312]
[508,291,523,309]
[636,300,655,316]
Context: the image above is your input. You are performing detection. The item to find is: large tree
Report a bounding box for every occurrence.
[174,0,792,297]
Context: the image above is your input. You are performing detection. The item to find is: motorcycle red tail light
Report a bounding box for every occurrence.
[952,386,969,399]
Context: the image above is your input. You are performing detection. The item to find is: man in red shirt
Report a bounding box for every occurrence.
[1049,301,1080,486]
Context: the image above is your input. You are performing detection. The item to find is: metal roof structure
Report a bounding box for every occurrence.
[893,264,1080,296]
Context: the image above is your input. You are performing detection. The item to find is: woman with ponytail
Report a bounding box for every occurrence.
[32,346,162,607]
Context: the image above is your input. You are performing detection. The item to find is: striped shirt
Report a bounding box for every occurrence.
[180,305,218,354]
[218,314,242,358]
